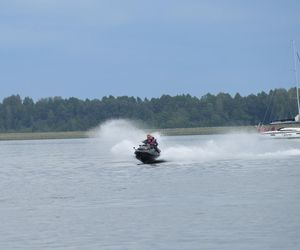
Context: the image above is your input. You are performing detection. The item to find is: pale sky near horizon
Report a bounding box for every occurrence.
[1,0,300,101]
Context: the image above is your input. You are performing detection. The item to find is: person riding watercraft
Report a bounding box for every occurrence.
[143,134,161,153]
[134,134,161,163]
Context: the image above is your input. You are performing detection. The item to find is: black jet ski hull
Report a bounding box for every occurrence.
[135,151,160,164]
[134,144,161,164]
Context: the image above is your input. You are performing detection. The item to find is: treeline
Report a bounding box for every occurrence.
[0,88,298,132]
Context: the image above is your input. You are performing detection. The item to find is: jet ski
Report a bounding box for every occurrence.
[134,144,160,164]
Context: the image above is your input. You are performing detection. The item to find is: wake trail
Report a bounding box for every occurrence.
[90,119,300,163]
[161,134,300,162]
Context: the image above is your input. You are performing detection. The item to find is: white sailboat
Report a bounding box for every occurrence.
[259,40,300,139]
[261,127,300,138]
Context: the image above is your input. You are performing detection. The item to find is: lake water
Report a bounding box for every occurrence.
[1,123,300,249]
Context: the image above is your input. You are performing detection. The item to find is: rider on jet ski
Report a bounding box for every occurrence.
[143,134,161,153]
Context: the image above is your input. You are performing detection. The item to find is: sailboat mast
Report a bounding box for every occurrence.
[292,40,300,117]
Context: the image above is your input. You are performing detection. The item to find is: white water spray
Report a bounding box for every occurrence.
[90,119,300,163]
[89,119,161,159]
[162,133,300,162]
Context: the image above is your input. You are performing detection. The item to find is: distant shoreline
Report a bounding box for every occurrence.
[0,131,88,141]
[0,126,257,141]
[159,126,256,136]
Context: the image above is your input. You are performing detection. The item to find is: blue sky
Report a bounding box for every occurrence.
[1,0,300,100]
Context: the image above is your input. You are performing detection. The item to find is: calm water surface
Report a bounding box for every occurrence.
[0,134,300,250]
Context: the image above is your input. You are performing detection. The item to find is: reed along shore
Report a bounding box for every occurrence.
[0,126,256,141]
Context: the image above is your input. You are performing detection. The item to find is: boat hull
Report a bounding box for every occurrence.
[261,127,300,139]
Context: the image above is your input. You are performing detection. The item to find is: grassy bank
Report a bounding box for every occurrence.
[0,131,88,141]
[158,126,256,136]
[0,126,257,141]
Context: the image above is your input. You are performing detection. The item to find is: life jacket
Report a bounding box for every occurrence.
[147,137,157,145]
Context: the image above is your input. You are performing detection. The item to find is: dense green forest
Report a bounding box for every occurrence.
[0,88,298,132]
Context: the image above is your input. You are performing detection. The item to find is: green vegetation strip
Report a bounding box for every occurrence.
[159,126,256,136]
[0,131,88,141]
[0,126,257,141]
